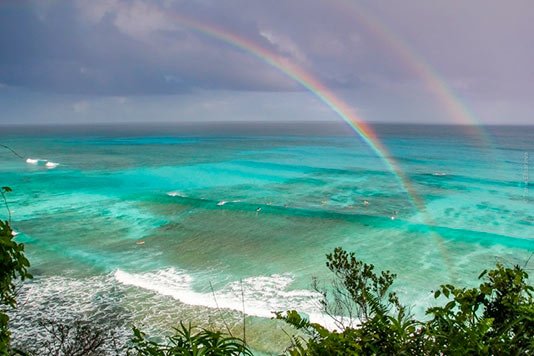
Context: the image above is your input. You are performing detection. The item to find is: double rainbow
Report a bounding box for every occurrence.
[168,14,455,275]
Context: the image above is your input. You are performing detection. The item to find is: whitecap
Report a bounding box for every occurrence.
[8,274,132,352]
[167,191,187,198]
[114,268,328,323]
[25,158,59,169]
[26,158,45,165]
[45,161,59,169]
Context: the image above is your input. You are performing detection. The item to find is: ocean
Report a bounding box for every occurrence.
[1,121,532,353]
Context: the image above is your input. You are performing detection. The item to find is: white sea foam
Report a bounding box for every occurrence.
[216,200,228,206]
[114,268,328,321]
[167,191,187,197]
[26,158,45,165]
[9,269,350,353]
[25,158,59,169]
[45,161,59,169]
[11,272,334,352]
[9,274,133,352]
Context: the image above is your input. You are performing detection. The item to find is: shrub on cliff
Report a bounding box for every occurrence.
[278,247,534,355]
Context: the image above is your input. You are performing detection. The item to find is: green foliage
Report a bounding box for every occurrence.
[322,247,401,323]
[277,248,420,355]
[422,263,534,354]
[278,247,534,355]
[0,187,32,354]
[0,221,31,308]
[130,322,253,356]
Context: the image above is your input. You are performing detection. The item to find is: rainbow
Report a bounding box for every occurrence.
[333,1,497,151]
[169,14,455,275]
[168,14,430,214]
[1,2,430,215]
[2,2,455,272]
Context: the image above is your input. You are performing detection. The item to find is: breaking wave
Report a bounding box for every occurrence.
[26,158,59,169]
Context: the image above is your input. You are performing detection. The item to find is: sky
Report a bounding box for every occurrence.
[0,0,532,125]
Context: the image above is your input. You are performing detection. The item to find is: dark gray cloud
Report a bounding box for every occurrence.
[0,0,532,123]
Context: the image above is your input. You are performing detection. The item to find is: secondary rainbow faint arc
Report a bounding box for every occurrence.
[169,14,428,213]
[334,0,495,148]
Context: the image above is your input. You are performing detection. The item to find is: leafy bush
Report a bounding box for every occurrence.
[423,263,534,354]
[277,247,534,355]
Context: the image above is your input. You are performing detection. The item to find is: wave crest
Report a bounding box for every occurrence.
[26,158,59,169]
[114,268,322,320]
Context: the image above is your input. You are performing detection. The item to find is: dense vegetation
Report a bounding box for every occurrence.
[1,186,532,355]
[277,247,534,355]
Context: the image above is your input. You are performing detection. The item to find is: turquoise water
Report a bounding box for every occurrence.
[1,122,533,353]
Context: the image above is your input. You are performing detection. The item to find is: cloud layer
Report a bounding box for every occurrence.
[0,0,532,123]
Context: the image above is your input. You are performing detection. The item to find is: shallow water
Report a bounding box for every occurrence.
[1,122,532,353]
